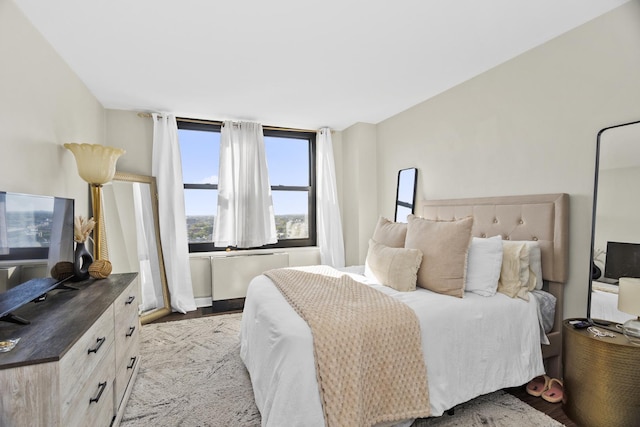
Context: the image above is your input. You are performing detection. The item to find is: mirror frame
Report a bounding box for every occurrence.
[111,171,171,324]
[587,119,640,329]
[394,168,418,222]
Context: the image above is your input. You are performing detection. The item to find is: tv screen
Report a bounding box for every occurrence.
[604,241,640,281]
[0,191,74,287]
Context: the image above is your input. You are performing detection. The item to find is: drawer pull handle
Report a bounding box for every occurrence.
[126,326,136,337]
[89,382,107,404]
[125,295,135,305]
[127,356,137,370]
[88,337,106,354]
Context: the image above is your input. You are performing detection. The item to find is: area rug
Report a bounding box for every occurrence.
[121,313,564,427]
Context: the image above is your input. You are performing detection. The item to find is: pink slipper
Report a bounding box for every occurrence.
[541,378,563,403]
[526,375,550,397]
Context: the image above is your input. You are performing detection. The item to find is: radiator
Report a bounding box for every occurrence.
[211,253,289,300]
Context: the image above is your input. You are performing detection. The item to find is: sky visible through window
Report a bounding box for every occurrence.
[178,129,309,216]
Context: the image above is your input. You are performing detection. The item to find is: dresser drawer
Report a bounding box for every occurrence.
[114,280,139,320]
[114,279,141,413]
[62,347,116,427]
[115,339,140,410]
[59,305,115,415]
[115,301,139,362]
[115,306,139,366]
[114,310,139,408]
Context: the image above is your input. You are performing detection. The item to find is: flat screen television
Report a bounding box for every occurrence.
[604,241,640,282]
[0,191,75,324]
[0,191,74,288]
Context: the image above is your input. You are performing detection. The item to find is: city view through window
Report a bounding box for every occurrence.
[186,213,308,244]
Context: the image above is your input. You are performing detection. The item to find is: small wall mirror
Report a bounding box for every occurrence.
[103,172,171,324]
[588,120,640,327]
[394,168,418,222]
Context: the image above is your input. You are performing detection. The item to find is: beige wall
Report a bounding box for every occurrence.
[368,1,640,319]
[0,0,105,215]
[340,123,378,265]
[105,110,154,176]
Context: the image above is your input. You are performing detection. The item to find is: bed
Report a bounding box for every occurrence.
[240,193,569,426]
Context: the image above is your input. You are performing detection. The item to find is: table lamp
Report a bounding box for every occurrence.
[617,277,640,345]
[64,143,125,260]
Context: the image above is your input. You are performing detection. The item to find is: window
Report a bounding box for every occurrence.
[177,119,316,252]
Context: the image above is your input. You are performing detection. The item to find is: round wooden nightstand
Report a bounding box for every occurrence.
[563,319,640,427]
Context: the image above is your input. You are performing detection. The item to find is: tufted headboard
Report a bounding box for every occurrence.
[420,193,570,378]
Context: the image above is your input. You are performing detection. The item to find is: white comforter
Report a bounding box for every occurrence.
[591,282,634,324]
[240,268,544,427]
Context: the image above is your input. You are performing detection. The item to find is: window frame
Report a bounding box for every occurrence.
[177,118,317,252]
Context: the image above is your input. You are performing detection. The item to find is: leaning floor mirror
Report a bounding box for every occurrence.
[588,120,640,330]
[102,172,171,324]
[394,168,418,222]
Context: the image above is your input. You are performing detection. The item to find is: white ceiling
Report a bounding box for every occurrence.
[14,0,628,131]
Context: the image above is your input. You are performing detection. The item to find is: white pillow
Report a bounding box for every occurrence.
[465,235,503,296]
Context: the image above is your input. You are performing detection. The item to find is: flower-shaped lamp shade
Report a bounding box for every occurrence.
[64,143,125,185]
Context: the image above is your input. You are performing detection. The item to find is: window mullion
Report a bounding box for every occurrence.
[271,185,310,191]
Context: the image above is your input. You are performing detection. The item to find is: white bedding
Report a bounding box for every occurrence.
[240,268,545,426]
[591,282,634,324]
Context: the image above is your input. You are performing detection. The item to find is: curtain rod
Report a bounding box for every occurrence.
[177,117,321,133]
[137,112,326,133]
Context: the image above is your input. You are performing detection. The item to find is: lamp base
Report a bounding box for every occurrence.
[622,317,640,346]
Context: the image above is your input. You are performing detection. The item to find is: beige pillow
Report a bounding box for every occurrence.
[405,215,474,298]
[372,216,407,248]
[365,239,423,292]
[497,241,531,299]
[510,240,543,290]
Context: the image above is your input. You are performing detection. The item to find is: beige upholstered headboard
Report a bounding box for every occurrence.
[420,193,570,378]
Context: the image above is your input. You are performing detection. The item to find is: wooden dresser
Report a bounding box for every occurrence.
[0,273,140,427]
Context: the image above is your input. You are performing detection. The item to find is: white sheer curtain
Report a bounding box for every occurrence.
[316,127,345,267]
[152,113,196,313]
[214,121,277,248]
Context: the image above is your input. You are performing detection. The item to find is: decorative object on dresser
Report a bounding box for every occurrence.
[587,119,640,329]
[0,273,140,427]
[72,216,95,281]
[617,277,640,344]
[562,319,640,427]
[73,240,93,280]
[64,142,125,261]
